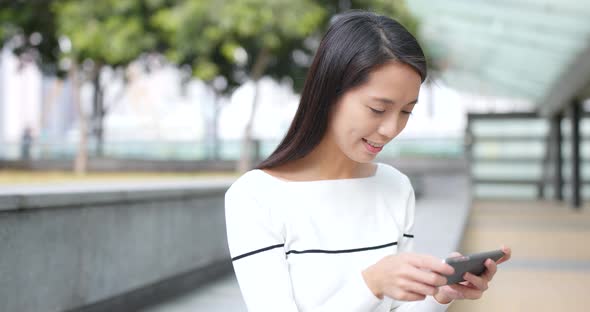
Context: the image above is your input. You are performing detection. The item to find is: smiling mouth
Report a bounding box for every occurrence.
[362,138,384,154]
[362,138,385,148]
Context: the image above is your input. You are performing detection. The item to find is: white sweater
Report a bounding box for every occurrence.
[224,162,452,311]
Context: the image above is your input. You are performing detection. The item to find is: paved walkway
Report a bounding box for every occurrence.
[141,273,247,312]
[449,200,590,312]
[141,175,471,312]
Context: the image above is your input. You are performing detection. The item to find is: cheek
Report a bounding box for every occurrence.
[331,105,364,136]
[328,100,379,149]
[331,119,360,145]
[344,114,370,142]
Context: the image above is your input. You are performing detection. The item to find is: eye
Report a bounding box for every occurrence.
[370,107,385,114]
[402,111,413,115]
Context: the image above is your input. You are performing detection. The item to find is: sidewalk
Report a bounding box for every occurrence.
[449,200,590,312]
[141,174,471,312]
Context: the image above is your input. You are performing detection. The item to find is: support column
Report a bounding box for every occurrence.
[552,113,563,201]
[571,100,581,209]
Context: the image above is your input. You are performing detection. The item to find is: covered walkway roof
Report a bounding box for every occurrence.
[408,0,590,116]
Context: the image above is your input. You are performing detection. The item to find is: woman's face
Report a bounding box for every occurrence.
[326,61,422,163]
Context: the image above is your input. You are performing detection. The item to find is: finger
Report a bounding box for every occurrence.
[442,284,465,299]
[448,282,483,300]
[496,245,512,265]
[463,272,488,291]
[395,290,426,302]
[399,279,440,297]
[404,266,449,287]
[385,286,426,301]
[482,258,497,281]
[462,281,478,289]
[455,276,479,287]
[409,254,455,276]
[449,251,462,257]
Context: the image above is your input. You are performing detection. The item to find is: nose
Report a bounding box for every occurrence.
[378,118,398,140]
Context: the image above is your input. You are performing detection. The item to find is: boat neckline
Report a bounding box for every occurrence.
[253,163,382,184]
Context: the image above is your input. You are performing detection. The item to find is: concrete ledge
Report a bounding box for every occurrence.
[0,180,234,312]
[0,180,233,212]
[0,158,241,172]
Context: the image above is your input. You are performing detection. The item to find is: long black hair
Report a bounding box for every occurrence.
[256,10,427,170]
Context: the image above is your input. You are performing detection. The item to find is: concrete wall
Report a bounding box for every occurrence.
[0,181,233,312]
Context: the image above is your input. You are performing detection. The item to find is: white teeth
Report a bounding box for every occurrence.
[365,139,384,148]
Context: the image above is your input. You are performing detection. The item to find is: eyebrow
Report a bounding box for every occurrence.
[370,96,418,106]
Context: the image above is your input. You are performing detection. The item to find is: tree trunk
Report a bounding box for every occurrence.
[92,64,105,157]
[71,63,88,175]
[237,47,271,173]
[237,81,261,172]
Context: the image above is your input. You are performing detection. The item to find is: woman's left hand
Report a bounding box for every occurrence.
[433,245,512,304]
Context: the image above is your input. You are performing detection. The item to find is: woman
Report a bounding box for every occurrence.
[225,10,511,311]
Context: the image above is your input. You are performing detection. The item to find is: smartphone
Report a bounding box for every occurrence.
[442,249,505,285]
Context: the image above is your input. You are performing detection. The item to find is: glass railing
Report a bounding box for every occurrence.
[0,137,465,161]
[467,114,590,200]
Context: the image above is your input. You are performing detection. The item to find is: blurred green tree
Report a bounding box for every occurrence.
[152,0,326,172]
[0,1,84,171]
[152,0,421,172]
[0,1,62,74]
[54,0,170,157]
[0,0,174,173]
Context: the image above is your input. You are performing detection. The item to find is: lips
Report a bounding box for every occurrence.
[362,138,384,154]
[363,138,384,148]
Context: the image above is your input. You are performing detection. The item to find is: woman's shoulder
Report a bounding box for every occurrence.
[225,168,274,200]
[377,162,411,185]
[227,169,258,190]
[375,162,414,197]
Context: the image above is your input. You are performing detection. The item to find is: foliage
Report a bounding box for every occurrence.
[1,0,423,87]
[53,0,166,67]
[151,0,326,92]
[0,1,61,74]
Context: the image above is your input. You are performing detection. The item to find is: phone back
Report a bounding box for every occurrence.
[443,250,505,285]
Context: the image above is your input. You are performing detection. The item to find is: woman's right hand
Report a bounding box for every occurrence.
[362,252,455,301]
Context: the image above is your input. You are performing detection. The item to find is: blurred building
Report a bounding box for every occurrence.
[0,47,42,144]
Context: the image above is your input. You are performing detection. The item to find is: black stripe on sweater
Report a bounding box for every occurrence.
[232,243,285,261]
[232,236,414,262]
[286,241,398,256]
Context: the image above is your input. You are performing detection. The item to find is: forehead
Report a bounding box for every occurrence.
[360,62,422,98]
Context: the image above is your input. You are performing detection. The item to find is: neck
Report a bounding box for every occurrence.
[289,135,370,180]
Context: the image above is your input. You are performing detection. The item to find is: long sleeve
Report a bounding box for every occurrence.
[397,180,416,254]
[225,185,384,312]
[390,182,453,312]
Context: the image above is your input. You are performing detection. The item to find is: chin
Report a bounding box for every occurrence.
[348,153,375,164]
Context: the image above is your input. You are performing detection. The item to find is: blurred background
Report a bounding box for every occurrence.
[1,0,589,311]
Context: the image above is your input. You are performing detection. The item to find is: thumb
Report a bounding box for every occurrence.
[449,251,463,258]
